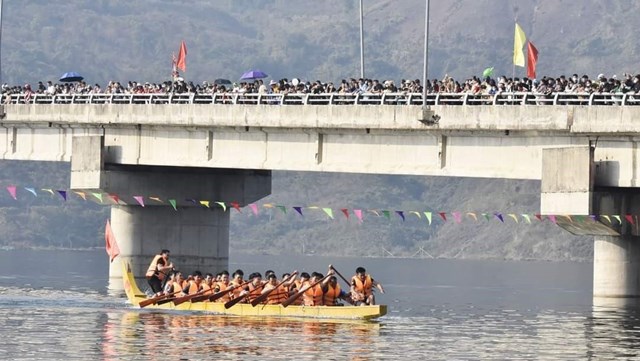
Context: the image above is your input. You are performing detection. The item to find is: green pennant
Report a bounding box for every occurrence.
[276,205,287,214]
[382,210,390,220]
[423,212,432,225]
[92,192,103,203]
[322,208,334,219]
[168,199,177,211]
[215,201,227,212]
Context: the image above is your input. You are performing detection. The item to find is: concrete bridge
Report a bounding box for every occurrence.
[2,92,640,298]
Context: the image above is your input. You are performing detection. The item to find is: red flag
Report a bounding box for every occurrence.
[176,41,187,72]
[105,220,120,263]
[527,41,538,79]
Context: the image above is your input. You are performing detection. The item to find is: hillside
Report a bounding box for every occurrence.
[0,0,617,260]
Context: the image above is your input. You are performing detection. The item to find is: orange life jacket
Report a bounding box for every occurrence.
[323,283,342,306]
[265,284,288,305]
[231,279,244,299]
[186,280,200,295]
[246,282,262,303]
[303,283,324,306]
[292,280,304,305]
[352,274,373,298]
[172,281,186,297]
[145,255,164,280]
[214,282,231,303]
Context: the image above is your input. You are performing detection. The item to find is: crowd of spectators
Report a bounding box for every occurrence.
[3,72,640,101]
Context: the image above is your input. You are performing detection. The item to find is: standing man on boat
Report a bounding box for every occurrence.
[350,266,384,306]
[145,249,174,297]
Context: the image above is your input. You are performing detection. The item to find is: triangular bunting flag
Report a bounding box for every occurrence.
[108,193,120,204]
[522,214,531,223]
[354,209,363,223]
[452,212,462,223]
[601,215,611,224]
[382,210,390,220]
[73,191,86,200]
[424,212,432,225]
[230,201,241,213]
[276,205,287,214]
[396,211,405,222]
[369,210,380,217]
[149,196,163,203]
[589,215,598,222]
[105,220,120,263]
[613,215,622,224]
[562,215,572,223]
[307,206,319,210]
[249,203,258,215]
[24,187,37,197]
[6,185,17,200]
[495,213,504,223]
[263,203,274,208]
[133,196,145,207]
[215,201,226,211]
[508,214,518,223]
[467,212,478,222]
[42,188,54,196]
[438,212,447,221]
[410,211,421,219]
[92,192,103,203]
[56,190,67,201]
[168,199,177,211]
[293,206,303,216]
[482,213,491,221]
[200,200,210,208]
[322,208,334,219]
[626,215,634,225]
[341,208,349,219]
[534,214,543,221]
[548,215,557,224]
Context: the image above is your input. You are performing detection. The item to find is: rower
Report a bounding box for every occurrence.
[168,271,187,298]
[301,271,332,306]
[145,249,174,297]
[213,270,233,303]
[240,272,263,303]
[292,272,309,305]
[350,266,384,306]
[323,276,351,306]
[261,272,296,305]
[230,269,244,299]
[183,271,203,295]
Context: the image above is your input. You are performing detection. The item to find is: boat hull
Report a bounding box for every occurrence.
[122,262,386,320]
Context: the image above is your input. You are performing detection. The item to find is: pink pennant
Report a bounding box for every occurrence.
[548,215,557,224]
[249,203,258,216]
[626,215,634,225]
[452,212,462,223]
[6,185,16,200]
[341,208,349,219]
[354,209,363,223]
[133,196,145,207]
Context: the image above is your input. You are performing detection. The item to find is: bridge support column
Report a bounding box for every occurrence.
[542,145,640,298]
[70,136,271,293]
[593,235,640,298]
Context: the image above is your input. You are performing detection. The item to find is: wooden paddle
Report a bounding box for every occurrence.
[173,287,209,306]
[139,291,177,308]
[250,271,297,307]
[282,273,332,308]
[330,265,351,287]
[224,282,265,309]
[190,280,251,303]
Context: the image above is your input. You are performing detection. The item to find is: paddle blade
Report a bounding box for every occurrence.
[224,294,247,309]
[281,292,301,308]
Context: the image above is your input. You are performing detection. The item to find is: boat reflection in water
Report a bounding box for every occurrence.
[103,311,381,360]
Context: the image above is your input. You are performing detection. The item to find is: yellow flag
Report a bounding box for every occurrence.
[513,23,526,67]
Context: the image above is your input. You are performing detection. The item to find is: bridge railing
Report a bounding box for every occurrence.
[5,92,640,106]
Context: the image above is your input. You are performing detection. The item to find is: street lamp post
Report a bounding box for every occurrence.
[422,0,430,110]
[359,0,365,78]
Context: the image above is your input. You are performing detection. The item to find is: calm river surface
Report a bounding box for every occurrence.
[1,249,639,360]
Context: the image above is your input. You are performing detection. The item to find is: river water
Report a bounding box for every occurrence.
[0,249,639,360]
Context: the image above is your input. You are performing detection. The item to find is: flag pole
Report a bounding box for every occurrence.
[359,0,365,78]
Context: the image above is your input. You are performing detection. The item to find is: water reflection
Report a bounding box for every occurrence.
[586,298,640,359]
[102,311,381,360]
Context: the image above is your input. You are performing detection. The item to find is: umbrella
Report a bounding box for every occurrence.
[240,70,268,80]
[214,78,232,85]
[59,72,84,82]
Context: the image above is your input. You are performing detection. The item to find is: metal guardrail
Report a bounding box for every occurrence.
[4,92,640,106]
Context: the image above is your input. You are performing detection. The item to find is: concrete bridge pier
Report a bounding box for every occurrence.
[542,146,640,298]
[70,136,271,293]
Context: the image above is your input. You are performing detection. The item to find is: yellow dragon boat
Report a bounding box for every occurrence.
[122,262,387,320]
